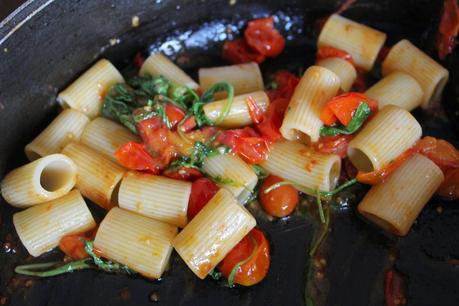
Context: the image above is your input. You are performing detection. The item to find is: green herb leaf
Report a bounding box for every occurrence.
[200,82,234,125]
[320,102,371,136]
[169,84,200,109]
[208,269,222,280]
[128,74,170,98]
[251,165,268,179]
[102,84,138,133]
[170,142,224,171]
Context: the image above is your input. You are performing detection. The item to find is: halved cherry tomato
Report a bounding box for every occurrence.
[416,136,459,172]
[313,134,354,158]
[266,70,299,101]
[246,95,264,124]
[244,17,285,57]
[163,167,203,182]
[437,0,459,59]
[218,228,270,286]
[115,141,164,174]
[165,104,185,130]
[436,168,459,199]
[179,116,197,132]
[256,98,290,141]
[259,175,299,217]
[356,146,418,185]
[59,228,98,260]
[316,46,355,66]
[384,269,406,306]
[137,117,178,166]
[217,127,269,164]
[223,39,266,64]
[187,178,220,220]
[320,92,378,126]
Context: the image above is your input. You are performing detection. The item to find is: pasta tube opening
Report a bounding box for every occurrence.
[347,148,375,172]
[39,159,76,192]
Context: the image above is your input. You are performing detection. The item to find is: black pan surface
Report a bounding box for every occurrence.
[0,1,458,305]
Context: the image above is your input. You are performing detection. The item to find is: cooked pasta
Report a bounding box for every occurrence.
[382,39,449,108]
[80,117,139,162]
[62,143,125,209]
[13,190,96,257]
[358,154,444,236]
[365,72,423,111]
[347,105,422,172]
[199,62,264,98]
[1,154,77,208]
[316,57,357,92]
[94,207,178,279]
[202,153,258,203]
[280,66,341,142]
[57,59,124,118]
[318,14,387,71]
[172,189,256,279]
[25,109,90,161]
[118,171,191,228]
[203,91,269,128]
[139,52,199,90]
[261,140,341,191]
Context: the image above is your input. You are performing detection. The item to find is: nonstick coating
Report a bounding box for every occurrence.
[0,1,459,305]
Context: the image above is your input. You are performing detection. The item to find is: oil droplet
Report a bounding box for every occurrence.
[149,291,160,303]
[132,16,140,28]
[155,0,162,4]
[176,5,181,10]
[3,48,8,53]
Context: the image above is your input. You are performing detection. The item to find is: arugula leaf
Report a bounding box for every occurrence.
[320,102,371,136]
[170,142,223,170]
[102,84,139,133]
[128,74,170,98]
[199,82,234,125]
[251,165,268,179]
[84,240,135,274]
[208,269,222,280]
[169,84,200,109]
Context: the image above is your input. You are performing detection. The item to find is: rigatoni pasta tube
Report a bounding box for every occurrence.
[202,153,258,204]
[318,14,387,71]
[1,154,77,208]
[203,91,269,128]
[382,39,449,108]
[317,57,357,92]
[57,59,124,118]
[25,109,90,161]
[199,62,264,98]
[80,117,139,162]
[365,72,423,111]
[280,66,340,142]
[260,140,341,191]
[139,53,199,90]
[347,105,422,172]
[172,189,256,279]
[358,154,443,236]
[62,143,125,209]
[94,207,177,279]
[13,190,96,257]
[118,172,191,228]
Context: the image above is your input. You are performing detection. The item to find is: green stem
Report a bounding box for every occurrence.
[227,235,258,287]
[308,206,330,257]
[264,179,358,199]
[315,190,325,224]
[15,259,92,277]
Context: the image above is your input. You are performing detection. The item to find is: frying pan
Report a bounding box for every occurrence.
[0,1,458,305]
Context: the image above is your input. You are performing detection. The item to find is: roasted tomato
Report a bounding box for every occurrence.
[244,17,285,57]
[316,46,355,66]
[313,135,354,158]
[163,167,203,182]
[187,178,220,220]
[259,175,299,217]
[218,228,270,286]
[436,168,459,199]
[115,141,164,174]
[223,39,266,64]
[59,228,98,260]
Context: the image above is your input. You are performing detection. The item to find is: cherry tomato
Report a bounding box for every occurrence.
[436,168,459,199]
[217,127,269,164]
[133,52,145,69]
[258,175,299,217]
[256,98,290,141]
[163,167,203,182]
[59,228,98,260]
[266,70,299,101]
[115,141,164,174]
[320,92,378,126]
[179,116,197,132]
[437,0,459,59]
[187,178,220,220]
[244,17,285,57]
[165,104,185,130]
[218,228,270,286]
[223,39,266,64]
[316,46,355,66]
[313,134,354,158]
[416,136,459,172]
